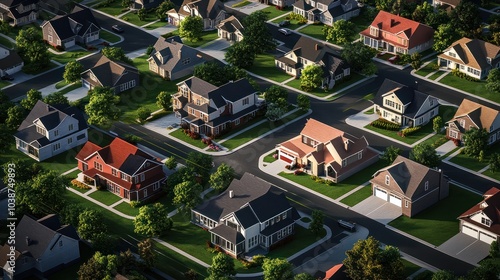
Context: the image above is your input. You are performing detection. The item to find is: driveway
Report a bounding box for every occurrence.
[224,0,269,15]
[198,39,231,61]
[143,112,180,138]
[438,233,490,265]
[351,196,401,225]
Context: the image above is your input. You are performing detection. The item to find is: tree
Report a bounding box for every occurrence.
[426,8,449,29]
[60,204,87,227]
[6,105,25,130]
[166,166,195,191]
[122,0,131,7]
[43,91,69,106]
[138,238,157,269]
[309,210,324,236]
[64,61,83,84]
[85,87,121,126]
[193,62,248,86]
[0,90,13,123]
[173,181,202,212]
[2,159,42,185]
[487,68,500,93]
[92,233,119,254]
[78,252,118,280]
[489,153,500,173]
[433,23,460,53]
[433,116,443,134]
[410,52,422,70]
[78,209,107,240]
[344,236,404,280]
[242,10,276,54]
[0,124,12,153]
[16,170,67,214]
[16,27,50,72]
[179,16,203,42]
[262,258,294,280]
[490,240,500,258]
[21,89,42,111]
[207,252,236,279]
[294,273,315,280]
[118,249,138,275]
[465,259,500,280]
[300,65,324,92]
[156,0,174,21]
[463,128,489,158]
[102,47,132,64]
[186,152,213,183]
[156,91,172,111]
[137,107,151,123]
[342,42,377,75]
[297,94,310,111]
[410,143,441,168]
[184,269,198,280]
[375,0,395,11]
[412,1,433,23]
[264,85,288,104]
[431,270,456,280]
[450,0,482,38]
[224,41,256,69]
[266,102,287,121]
[323,19,355,44]
[0,20,11,35]
[165,156,177,170]
[137,8,146,21]
[209,163,235,192]
[134,203,173,236]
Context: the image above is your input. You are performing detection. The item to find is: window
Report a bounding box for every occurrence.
[112,168,117,176]
[53,143,60,151]
[196,99,201,105]
[54,130,59,137]
[59,240,63,247]
[94,161,102,171]
[36,126,46,135]
[235,119,240,126]
[358,152,362,160]
[430,99,434,106]
[342,159,347,167]
[143,189,148,197]
[449,130,458,139]
[282,212,287,219]
[385,175,390,185]
[67,137,73,145]
[18,140,26,148]
[482,217,491,227]
[460,119,465,128]
[448,52,456,58]
[121,173,128,181]
[141,173,145,182]
[153,182,161,191]
[48,34,53,42]
[77,133,85,140]
[242,97,249,106]
[405,200,409,208]
[68,124,74,131]
[425,181,429,191]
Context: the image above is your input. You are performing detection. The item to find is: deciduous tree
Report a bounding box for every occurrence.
[16,27,50,73]
[156,91,172,111]
[179,16,203,42]
[300,64,323,92]
[341,42,377,75]
[297,94,310,111]
[309,210,324,236]
[134,203,173,236]
[412,1,433,23]
[173,181,202,212]
[78,209,107,240]
[85,87,121,126]
[138,238,157,269]
[262,258,294,280]
[463,128,489,158]
[224,41,255,69]
[265,102,287,121]
[323,19,355,44]
[78,252,118,280]
[0,124,12,153]
[186,152,213,183]
[450,0,482,38]
[43,91,69,106]
[137,107,151,123]
[207,252,236,279]
[410,52,422,70]
[92,233,119,254]
[487,68,500,92]
[16,170,67,215]
[2,159,42,184]
[137,8,146,21]
[433,23,460,53]
[375,0,395,11]
[63,61,83,84]
[21,89,42,111]
[6,105,25,130]
[489,153,500,173]
[165,156,177,170]
[0,90,12,123]
[156,0,174,21]
[294,273,315,280]
[102,47,132,64]
[410,143,441,168]
[118,249,138,275]
[60,204,87,227]
[209,163,235,192]
[242,10,276,54]
[431,270,456,280]
[264,85,288,104]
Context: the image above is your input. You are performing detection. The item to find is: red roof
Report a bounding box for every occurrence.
[300,118,344,143]
[359,10,434,50]
[324,264,343,280]
[75,141,102,161]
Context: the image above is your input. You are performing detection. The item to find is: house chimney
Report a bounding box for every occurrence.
[26,236,30,246]
[344,139,349,151]
[315,44,320,51]
[178,49,182,58]
[229,80,233,83]
[229,190,234,198]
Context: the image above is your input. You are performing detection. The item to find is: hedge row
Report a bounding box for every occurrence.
[398,126,421,137]
[370,118,400,131]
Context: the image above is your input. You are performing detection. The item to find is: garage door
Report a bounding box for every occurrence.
[389,194,402,207]
[480,232,497,244]
[462,225,478,238]
[374,188,387,200]
[280,155,292,164]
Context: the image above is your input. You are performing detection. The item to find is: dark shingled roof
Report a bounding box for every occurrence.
[293,0,313,11]
[0,50,22,70]
[44,6,100,40]
[82,54,138,88]
[148,36,205,73]
[233,206,259,229]
[211,224,245,244]
[119,154,148,175]
[217,15,243,33]
[248,192,292,222]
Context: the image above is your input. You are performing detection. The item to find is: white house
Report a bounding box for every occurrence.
[293,0,360,26]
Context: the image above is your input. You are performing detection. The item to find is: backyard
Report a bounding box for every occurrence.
[388,184,482,246]
[286,72,365,98]
[439,73,500,103]
[248,53,292,83]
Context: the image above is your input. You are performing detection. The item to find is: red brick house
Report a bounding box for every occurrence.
[75,138,166,202]
[360,10,434,55]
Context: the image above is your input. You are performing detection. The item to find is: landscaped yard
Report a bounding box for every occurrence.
[88,190,123,205]
[280,161,386,200]
[165,30,219,48]
[0,36,14,49]
[260,6,291,20]
[388,184,482,246]
[449,142,500,172]
[0,80,11,89]
[144,21,167,30]
[121,10,157,26]
[271,17,305,30]
[402,259,422,278]
[439,73,500,103]
[113,201,140,216]
[264,151,278,163]
[50,50,92,64]
[299,23,326,41]
[248,53,293,83]
[100,29,121,43]
[339,184,372,207]
[428,70,445,80]
[96,0,127,16]
[286,72,365,98]
[169,129,207,149]
[414,60,437,77]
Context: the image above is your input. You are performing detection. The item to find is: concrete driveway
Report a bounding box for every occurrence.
[224,0,269,15]
[438,233,490,265]
[351,196,401,225]
[198,39,231,61]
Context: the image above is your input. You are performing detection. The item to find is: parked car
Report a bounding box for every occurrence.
[1,75,13,81]
[278,28,291,36]
[112,25,124,33]
[278,20,290,27]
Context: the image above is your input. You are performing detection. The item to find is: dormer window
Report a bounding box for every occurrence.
[385,175,390,185]
[36,126,46,135]
[482,217,491,227]
[448,52,456,58]
[425,181,429,191]
[487,57,492,64]
[460,119,465,128]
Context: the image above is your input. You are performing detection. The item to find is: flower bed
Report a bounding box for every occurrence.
[71,179,91,190]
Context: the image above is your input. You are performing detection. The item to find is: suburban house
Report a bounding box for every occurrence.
[0,214,80,280]
[191,173,300,258]
[258,0,294,8]
[0,45,23,76]
[373,79,440,127]
[370,156,449,217]
[446,98,500,145]
[293,0,360,26]
[275,36,351,89]
[131,0,163,9]
[147,36,206,80]
[0,0,37,26]
[432,0,460,10]
[277,118,379,183]
[459,187,500,244]
[216,15,244,42]
[166,0,226,30]
[437,38,500,80]
[172,76,260,137]
[41,6,101,49]
[14,100,88,162]
[360,10,434,55]
[75,137,167,202]
[81,55,139,94]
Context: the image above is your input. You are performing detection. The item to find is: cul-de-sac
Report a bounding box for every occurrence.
[2,0,500,279]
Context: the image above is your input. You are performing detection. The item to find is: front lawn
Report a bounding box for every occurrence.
[55,80,69,89]
[402,259,421,278]
[339,185,372,207]
[165,30,218,48]
[169,129,207,149]
[50,50,92,64]
[271,17,305,30]
[121,10,157,26]
[415,61,437,77]
[388,184,482,246]
[96,0,127,16]
[114,201,140,216]
[264,151,278,163]
[248,53,292,83]
[59,82,83,95]
[266,225,325,259]
[279,161,386,200]
[261,6,291,20]
[88,190,123,205]
[100,29,121,43]
[449,142,500,172]
[299,23,326,41]
[428,70,445,80]
[286,72,365,98]
[144,21,167,30]
[439,73,500,103]
[0,36,14,49]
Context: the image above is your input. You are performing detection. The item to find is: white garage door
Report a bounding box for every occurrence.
[479,232,497,244]
[389,194,402,207]
[375,188,387,200]
[462,225,478,238]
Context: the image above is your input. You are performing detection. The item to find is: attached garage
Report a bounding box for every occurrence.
[278,150,295,164]
[462,225,478,238]
[479,232,497,244]
[374,188,387,200]
[280,155,292,164]
[389,194,402,207]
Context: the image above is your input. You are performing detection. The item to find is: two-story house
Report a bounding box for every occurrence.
[438,38,500,80]
[166,0,226,30]
[41,6,101,49]
[0,0,37,26]
[446,99,500,145]
[275,36,350,89]
[216,15,244,42]
[172,76,260,137]
[277,118,379,183]
[0,45,23,77]
[293,0,360,26]
[131,0,163,9]
[360,10,434,55]
[75,137,167,202]
[259,0,294,8]
[373,79,440,127]
[0,214,80,280]
[147,36,206,80]
[370,156,449,217]
[459,187,500,244]
[81,55,140,94]
[191,173,300,258]
[14,100,88,162]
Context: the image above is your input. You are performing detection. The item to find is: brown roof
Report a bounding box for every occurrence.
[81,55,138,88]
[438,37,500,71]
[279,135,315,158]
[459,187,500,236]
[447,99,500,130]
[300,118,344,143]
[359,10,434,50]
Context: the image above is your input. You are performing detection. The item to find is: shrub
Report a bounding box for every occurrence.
[285,165,291,170]
[123,134,142,144]
[310,175,318,181]
[398,126,421,137]
[326,180,335,186]
[429,62,439,71]
[294,170,303,175]
[252,254,266,266]
[451,68,480,82]
[201,138,212,145]
[453,138,461,146]
[369,118,400,131]
[71,179,91,190]
[130,201,141,208]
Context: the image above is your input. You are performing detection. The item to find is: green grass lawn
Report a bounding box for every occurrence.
[50,50,92,64]
[364,108,374,114]
[419,133,447,149]
[388,184,482,246]
[271,17,305,30]
[450,142,500,172]
[439,73,500,103]
[113,201,140,216]
[340,185,372,207]
[100,29,121,43]
[402,259,421,277]
[248,53,293,83]
[96,0,127,16]
[299,23,326,41]
[121,10,156,26]
[0,80,11,89]
[58,82,83,95]
[261,6,291,20]
[55,80,69,89]
[232,0,251,7]
[222,109,307,150]
[266,225,325,259]
[88,190,123,206]
[428,71,445,80]
[280,161,386,200]
[0,36,14,49]
[415,60,437,77]
[144,21,167,30]
[264,151,278,163]
[166,29,219,48]
[169,129,207,149]
[286,72,365,97]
